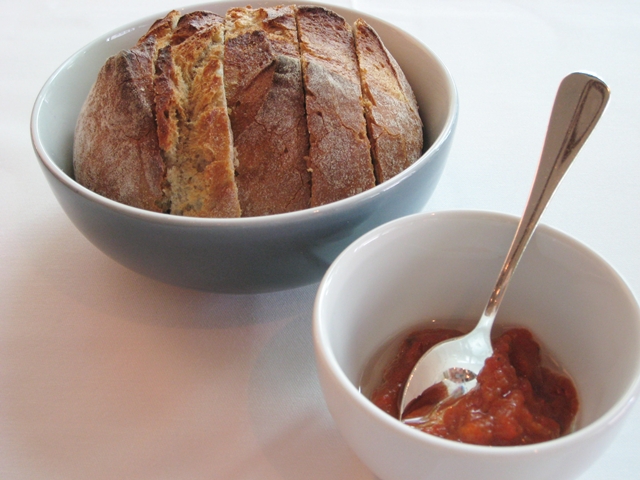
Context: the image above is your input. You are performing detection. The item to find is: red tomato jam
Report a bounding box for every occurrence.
[369,327,579,446]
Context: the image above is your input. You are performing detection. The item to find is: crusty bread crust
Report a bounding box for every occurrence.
[224,5,311,216]
[155,11,241,217]
[354,18,423,183]
[73,14,177,212]
[74,6,422,217]
[75,10,240,218]
[297,6,376,207]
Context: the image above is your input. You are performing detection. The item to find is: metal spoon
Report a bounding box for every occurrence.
[400,72,610,419]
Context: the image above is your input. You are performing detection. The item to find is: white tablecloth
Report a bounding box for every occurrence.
[3,0,640,478]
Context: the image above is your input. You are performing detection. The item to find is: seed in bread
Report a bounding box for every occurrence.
[296,6,376,207]
[354,18,423,183]
[224,5,311,216]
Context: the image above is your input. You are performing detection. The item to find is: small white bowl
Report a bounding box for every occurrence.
[314,210,640,480]
[30,1,457,293]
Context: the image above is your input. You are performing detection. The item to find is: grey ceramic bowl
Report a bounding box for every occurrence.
[31,1,457,293]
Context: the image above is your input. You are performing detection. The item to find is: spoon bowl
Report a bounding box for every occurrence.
[400,72,610,417]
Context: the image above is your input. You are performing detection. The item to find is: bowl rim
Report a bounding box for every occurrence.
[30,0,458,228]
[313,209,640,455]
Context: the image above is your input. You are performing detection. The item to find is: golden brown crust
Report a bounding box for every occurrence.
[354,18,423,183]
[74,10,240,218]
[297,6,375,206]
[73,21,174,212]
[138,9,180,46]
[74,7,420,217]
[155,11,241,217]
[224,5,311,216]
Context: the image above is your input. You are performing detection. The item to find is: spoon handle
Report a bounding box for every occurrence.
[479,72,610,328]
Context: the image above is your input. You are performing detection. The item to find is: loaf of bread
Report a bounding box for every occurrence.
[73,6,423,217]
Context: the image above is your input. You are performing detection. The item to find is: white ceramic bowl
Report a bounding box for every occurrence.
[314,210,640,480]
[30,1,457,293]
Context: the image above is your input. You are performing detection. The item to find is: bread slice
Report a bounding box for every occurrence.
[73,11,179,212]
[224,5,311,216]
[155,11,241,217]
[353,18,423,183]
[296,6,376,206]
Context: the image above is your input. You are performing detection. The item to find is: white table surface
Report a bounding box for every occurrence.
[3,0,640,478]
